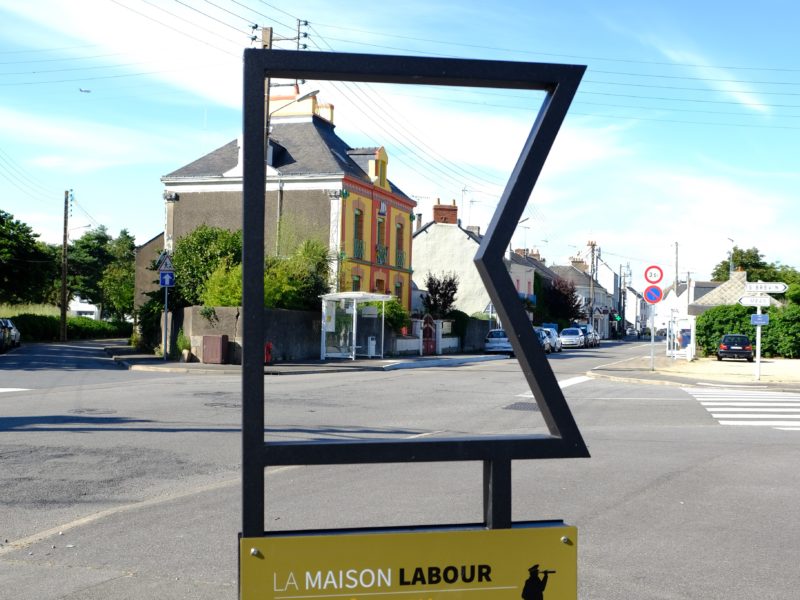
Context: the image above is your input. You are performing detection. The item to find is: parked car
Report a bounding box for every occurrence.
[484,329,514,356]
[1,319,20,347]
[534,327,552,354]
[717,334,753,362]
[559,327,585,349]
[578,325,598,348]
[0,319,8,352]
[542,327,562,352]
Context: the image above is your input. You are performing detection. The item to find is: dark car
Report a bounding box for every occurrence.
[717,334,753,362]
[0,319,9,352]
[1,318,20,347]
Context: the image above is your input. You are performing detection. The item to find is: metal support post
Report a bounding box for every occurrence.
[483,459,511,529]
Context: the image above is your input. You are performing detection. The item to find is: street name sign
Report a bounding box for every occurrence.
[644,285,663,304]
[751,314,770,326]
[644,265,663,284]
[739,295,771,307]
[744,281,787,294]
[241,524,577,600]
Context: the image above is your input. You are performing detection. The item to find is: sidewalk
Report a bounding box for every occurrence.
[106,343,800,390]
[104,343,508,375]
[590,352,800,391]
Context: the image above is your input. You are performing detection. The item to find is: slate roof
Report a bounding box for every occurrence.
[689,270,781,314]
[162,116,411,200]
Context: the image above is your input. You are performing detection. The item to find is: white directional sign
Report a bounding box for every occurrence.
[739,295,771,307]
[744,281,787,294]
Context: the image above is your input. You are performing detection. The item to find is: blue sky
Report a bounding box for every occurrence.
[1,0,798,292]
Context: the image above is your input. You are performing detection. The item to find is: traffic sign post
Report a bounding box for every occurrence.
[642,266,664,372]
[741,282,785,381]
[159,262,175,362]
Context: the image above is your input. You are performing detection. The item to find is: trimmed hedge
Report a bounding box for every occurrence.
[696,303,800,358]
[9,313,132,343]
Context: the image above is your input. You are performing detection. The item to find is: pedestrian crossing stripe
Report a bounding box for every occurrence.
[684,387,800,430]
[0,388,29,393]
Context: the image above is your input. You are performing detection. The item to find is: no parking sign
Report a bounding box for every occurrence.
[644,285,663,304]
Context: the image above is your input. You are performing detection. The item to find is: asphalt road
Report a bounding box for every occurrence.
[1,340,798,599]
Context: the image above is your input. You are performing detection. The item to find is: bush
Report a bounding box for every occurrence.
[7,313,132,343]
[366,298,410,333]
[135,297,165,351]
[176,328,191,353]
[764,304,800,358]
[446,309,470,339]
[696,303,800,358]
[695,304,755,357]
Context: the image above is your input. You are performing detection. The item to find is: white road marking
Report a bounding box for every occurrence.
[684,387,800,430]
[516,375,591,397]
[0,388,30,393]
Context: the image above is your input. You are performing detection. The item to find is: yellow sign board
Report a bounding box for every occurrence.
[241,523,576,599]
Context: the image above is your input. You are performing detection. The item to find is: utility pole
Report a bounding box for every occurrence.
[60,190,71,342]
[587,240,596,330]
[674,241,679,292]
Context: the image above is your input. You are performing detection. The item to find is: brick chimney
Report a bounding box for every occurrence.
[432,198,458,224]
[570,256,589,272]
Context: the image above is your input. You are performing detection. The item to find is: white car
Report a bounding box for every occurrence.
[542,327,562,352]
[484,329,514,356]
[559,327,585,349]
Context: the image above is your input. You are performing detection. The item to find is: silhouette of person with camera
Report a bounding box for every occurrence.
[521,564,551,600]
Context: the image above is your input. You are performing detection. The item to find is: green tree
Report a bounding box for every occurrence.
[263,239,332,311]
[69,226,112,309]
[711,246,779,282]
[200,239,332,311]
[201,260,243,307]
[541,277,585,327]
[100,229,136,320]
[422,272,458,318]
[172,225,243,307]
[0,210,58,303]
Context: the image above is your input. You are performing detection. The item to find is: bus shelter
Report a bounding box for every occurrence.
[320,292,392,360]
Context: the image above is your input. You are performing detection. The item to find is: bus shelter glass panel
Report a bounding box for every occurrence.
[323,299,355,359]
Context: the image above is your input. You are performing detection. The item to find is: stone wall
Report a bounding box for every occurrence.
[181,306,322,363]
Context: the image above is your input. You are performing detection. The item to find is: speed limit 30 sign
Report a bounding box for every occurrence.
[644,265,663,285]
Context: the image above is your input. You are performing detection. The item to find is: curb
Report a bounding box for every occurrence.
[587,368,800,391]
[381,355,506,370]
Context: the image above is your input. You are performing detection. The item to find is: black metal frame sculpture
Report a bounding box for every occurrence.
[241,49,589,538]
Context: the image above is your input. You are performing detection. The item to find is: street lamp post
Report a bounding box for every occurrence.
[728,237,735,276]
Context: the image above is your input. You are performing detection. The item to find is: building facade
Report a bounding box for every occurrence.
[411,200,555,317]
[142,89,416,310]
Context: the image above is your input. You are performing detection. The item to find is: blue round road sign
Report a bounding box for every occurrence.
[644,285,663,304]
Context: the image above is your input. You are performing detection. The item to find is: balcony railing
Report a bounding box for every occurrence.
[353,238,364,259]
[375,244,388,265]
[395,249,406,268]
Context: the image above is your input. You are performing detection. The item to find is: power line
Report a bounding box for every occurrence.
[309,21,800,74]
[171,0,254,38]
